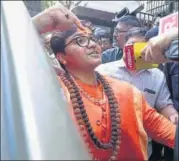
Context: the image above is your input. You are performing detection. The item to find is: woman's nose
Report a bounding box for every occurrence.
[88,39,97,48]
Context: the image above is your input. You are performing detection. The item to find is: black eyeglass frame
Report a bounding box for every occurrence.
[64,35,101,48]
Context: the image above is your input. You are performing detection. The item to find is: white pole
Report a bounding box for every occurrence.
[1,1,90,160]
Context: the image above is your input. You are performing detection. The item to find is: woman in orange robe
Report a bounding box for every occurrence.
[50,29,176,160]
[33,5,176,160]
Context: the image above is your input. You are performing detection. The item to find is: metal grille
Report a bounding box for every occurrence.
[145,0,177,16]
[136,12,155,26]
[137,0,178,25]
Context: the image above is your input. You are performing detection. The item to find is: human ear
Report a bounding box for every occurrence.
[56,52,67,65]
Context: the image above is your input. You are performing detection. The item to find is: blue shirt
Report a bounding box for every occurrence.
[101,47,123,64]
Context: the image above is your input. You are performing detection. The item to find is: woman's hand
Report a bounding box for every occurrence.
[32,3,85,34]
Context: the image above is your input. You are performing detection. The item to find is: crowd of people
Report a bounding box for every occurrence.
[32,3,178,161]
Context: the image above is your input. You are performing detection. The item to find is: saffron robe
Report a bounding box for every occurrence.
[58,76,176,161]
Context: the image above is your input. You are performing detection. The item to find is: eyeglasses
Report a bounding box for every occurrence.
[64,35,101,48]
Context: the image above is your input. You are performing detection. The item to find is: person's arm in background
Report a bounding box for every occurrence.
[142,29,178,64]
[142,95,176,148]
[160,105,178,124]
[154,70,178,124]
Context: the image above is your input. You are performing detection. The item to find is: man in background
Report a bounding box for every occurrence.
[102,15,142,64]
[96,27,178,159]
[94,28,112,51]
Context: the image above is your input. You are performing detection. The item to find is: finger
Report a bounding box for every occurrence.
[74,16,86,31]
[141,45,147,56]
[144,46,153,63]
[141,46,147,60]
[148,46,155,61]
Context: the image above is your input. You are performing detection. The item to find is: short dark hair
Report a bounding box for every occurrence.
[50,25,80,71]
[117,15,142,28]
[94,28,112,43]
[50,32,66,54]
[125,27,148,42]
[50,25,78,55]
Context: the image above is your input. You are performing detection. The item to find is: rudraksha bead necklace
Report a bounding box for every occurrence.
[60,71,121,160]
[71,76,107,107]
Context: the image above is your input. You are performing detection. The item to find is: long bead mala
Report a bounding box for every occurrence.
[60,71,121,160]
